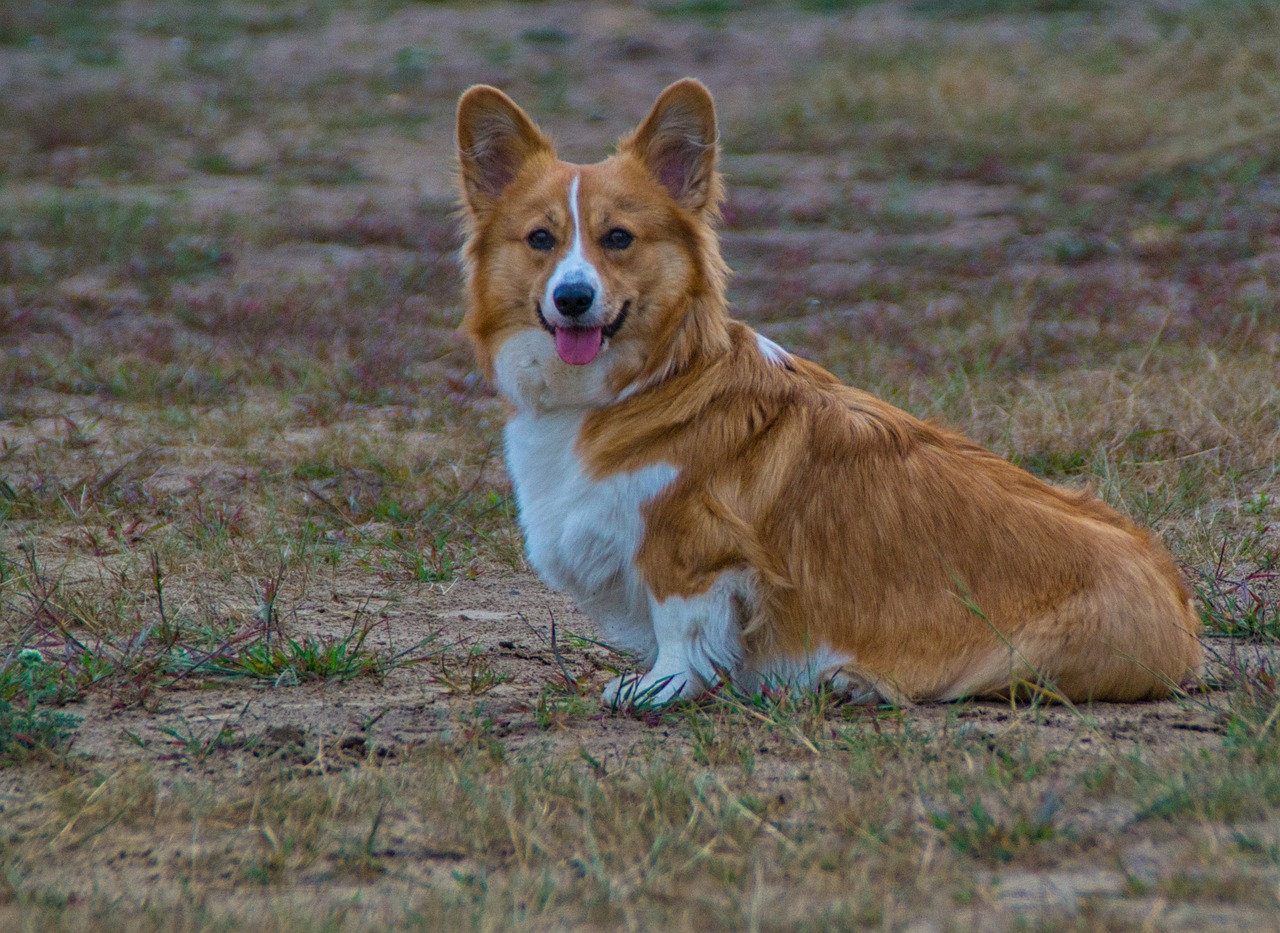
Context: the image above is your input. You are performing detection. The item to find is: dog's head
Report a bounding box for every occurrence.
[456,79,730,412]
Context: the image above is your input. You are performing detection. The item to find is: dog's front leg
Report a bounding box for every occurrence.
[601,576,744,709]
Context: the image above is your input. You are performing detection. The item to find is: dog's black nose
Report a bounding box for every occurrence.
[553,282,595,318]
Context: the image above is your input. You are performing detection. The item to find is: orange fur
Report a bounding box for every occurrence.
[456,80,1202,704]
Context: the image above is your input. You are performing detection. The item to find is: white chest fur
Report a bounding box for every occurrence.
[504,410,677,659]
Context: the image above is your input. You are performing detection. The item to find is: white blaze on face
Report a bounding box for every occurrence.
[542,175,603,327]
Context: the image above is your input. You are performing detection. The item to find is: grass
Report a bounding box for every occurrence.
[0,649,81,763]
[0,0,120,64]
[1193,530,1279,640]
[0,192,229,298]
[753,0,1280,185]
[911,0,1103,16]
[0,544,439,711]
[0,0,1278,929]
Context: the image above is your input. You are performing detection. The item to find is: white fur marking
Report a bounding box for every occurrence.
[494,329,616,413]
[603,571,753,709]
[747,647,884,702]
[542,175,603,326]
[755,332,792,366]
[567,175,585,259]
[505,410,677,660]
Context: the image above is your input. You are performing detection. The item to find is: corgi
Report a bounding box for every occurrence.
[454,79,1202,707]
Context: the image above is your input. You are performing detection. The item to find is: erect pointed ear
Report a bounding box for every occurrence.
[620,79,720,212]
[456,85,554,214]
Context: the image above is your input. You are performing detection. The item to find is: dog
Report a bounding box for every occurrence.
[454,78,1202,708]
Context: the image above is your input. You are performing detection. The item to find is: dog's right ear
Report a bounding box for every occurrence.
[456,86,553,214]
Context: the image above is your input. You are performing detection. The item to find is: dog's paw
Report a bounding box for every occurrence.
[601,671,694,710]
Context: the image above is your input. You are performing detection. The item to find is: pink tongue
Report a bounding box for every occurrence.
[554,327,604,366]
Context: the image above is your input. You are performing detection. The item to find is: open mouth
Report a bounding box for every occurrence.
[536,301,630,366]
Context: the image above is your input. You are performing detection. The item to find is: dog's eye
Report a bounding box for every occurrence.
[602,228,634,251]
[526,229,555,251]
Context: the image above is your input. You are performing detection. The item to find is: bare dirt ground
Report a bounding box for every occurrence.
[2,0,1280,929]
[44,571,1244,768]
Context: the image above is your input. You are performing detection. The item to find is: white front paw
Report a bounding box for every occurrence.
[601,670,695,709]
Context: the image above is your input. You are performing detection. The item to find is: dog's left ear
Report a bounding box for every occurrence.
[621,79,720,213]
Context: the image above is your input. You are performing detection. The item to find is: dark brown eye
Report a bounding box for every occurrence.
[526,229,555,251]
[602,228,634,250]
